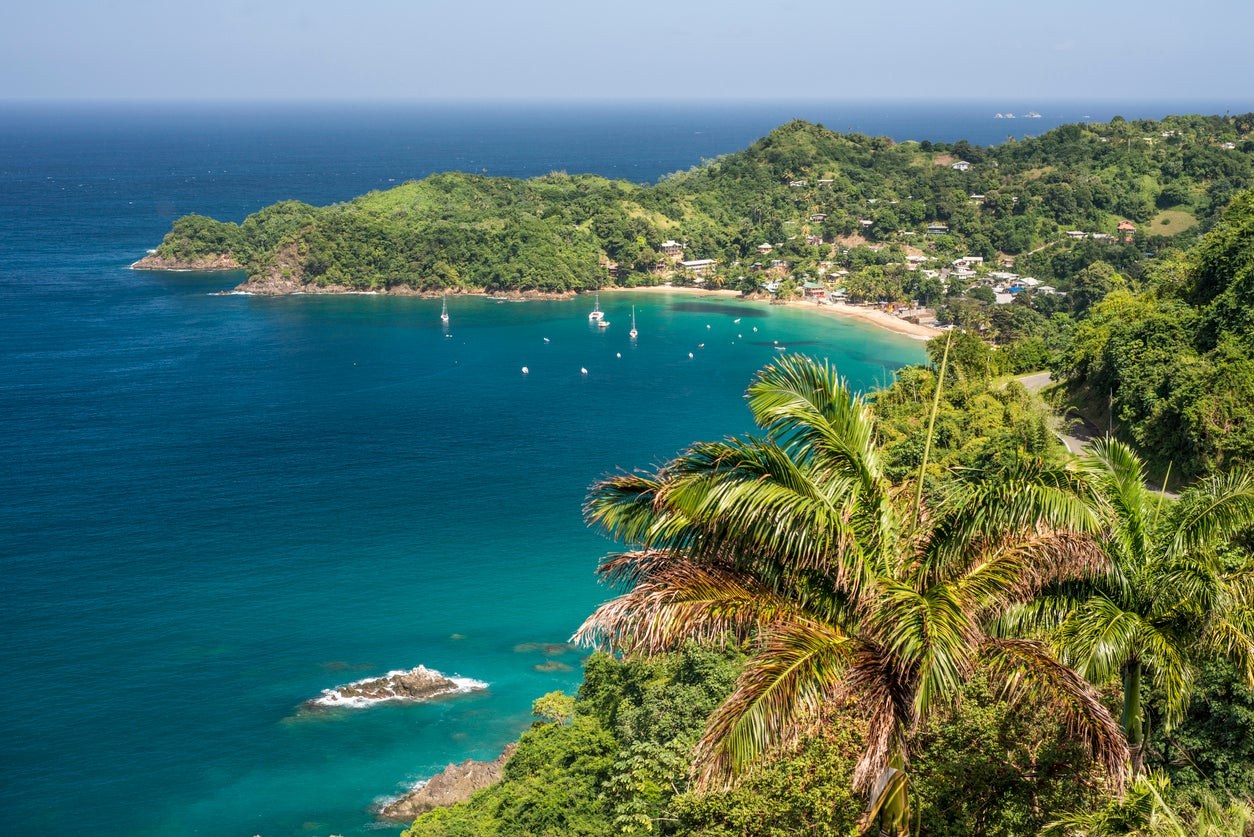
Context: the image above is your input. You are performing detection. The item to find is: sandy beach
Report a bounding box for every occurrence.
[602,284,942,341]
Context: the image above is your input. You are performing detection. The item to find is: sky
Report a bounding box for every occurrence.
[2,0,1251,103]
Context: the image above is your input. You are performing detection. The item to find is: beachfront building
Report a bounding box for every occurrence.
[680,258,717,278]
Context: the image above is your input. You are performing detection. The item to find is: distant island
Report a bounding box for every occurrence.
[136,114,1253,323]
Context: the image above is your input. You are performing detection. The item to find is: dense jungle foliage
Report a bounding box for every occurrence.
[403,647,1107,837]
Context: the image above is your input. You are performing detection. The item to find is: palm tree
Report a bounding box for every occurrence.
[1055,437,1254,776]
[1044,771,1254,836]
[573,355,1129,830]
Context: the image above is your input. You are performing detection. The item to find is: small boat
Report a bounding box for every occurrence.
[588,292,603,322]
[597,319,610,329]
[629,306,638,339]
[733,317,741,324]
[440,295,449,324]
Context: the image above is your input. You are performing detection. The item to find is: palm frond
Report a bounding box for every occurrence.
[745,354,884,498]
[984,637,1130,787]
[1203,609,1254,685]
[691,617,858,788]
[1081,436,1156,565]
[585,470,687,548]
[876,578,978,720]
[920,459,1104,587]
[954,532,1112,619]
[571,560,796,655]
[1136,621,1195,729]
[1165,470,1254,558]
[1057,594,1143,685]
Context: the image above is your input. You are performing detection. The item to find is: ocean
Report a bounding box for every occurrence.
[0,99,1242,836]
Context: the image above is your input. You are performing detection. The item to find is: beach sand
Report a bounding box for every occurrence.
[602,285,942,341]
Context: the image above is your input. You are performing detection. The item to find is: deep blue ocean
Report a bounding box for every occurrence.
[1,99,1244,836]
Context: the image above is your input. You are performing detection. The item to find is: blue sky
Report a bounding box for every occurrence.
[2,0,1250,102]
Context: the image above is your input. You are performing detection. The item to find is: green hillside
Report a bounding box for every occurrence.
[149,114,1254,295]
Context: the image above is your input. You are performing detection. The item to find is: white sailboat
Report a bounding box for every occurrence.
[629,306,638,338]
[588,292,603,322]
[440,294,449,324]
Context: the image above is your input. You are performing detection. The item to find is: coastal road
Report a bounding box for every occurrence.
[1018,372,1102,456]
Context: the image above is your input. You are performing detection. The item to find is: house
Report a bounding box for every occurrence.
[859,218,874,228]
[951,160,972,172]
[1065,230,1088,239]
[1117,220,1137,242]
[809,213,827,222]
[756,242,773,254]
[680,258,716,276]
[817,179,834,186]
[969,194,985,203]
[659,240,684,260]
[1220,142,1237,150]
[927,223,949,235]
[789,180,807,187]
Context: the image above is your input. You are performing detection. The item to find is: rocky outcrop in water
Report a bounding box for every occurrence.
[378,744,517,820]
[308,666,462,708]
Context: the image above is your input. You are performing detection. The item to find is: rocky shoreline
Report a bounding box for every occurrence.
[377,744,517,821]
[130,254,577,299]
[130,253,242,271]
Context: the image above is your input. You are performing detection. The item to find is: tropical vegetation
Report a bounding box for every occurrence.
[148,114,1253,299]
[330,117,1254,835]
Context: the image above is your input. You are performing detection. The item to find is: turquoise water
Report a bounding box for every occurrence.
[7,99,1227,835]
[3,275,922,836]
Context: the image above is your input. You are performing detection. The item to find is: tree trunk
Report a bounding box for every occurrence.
[1122,659,1144,776]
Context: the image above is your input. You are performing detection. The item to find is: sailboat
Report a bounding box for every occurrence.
[629,306,638,338]
[588,292,603,322]
[440,294,449,324]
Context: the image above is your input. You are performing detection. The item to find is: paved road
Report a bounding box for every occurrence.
[1018,372,1102,456]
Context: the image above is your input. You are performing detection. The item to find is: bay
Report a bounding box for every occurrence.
[0,99,1236,836]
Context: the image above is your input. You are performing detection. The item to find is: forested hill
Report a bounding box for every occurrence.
[138,114,1254,294]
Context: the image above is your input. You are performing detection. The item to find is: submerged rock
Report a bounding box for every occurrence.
[379,744,517,820]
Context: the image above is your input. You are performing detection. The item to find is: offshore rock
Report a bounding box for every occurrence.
[378,743,517,820]
[309,666,461,708]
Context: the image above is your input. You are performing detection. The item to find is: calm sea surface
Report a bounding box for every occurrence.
[0,99,1241,836]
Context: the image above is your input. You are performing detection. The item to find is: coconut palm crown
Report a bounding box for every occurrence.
[1054,437,1254,775]
[573,354,1130,794]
